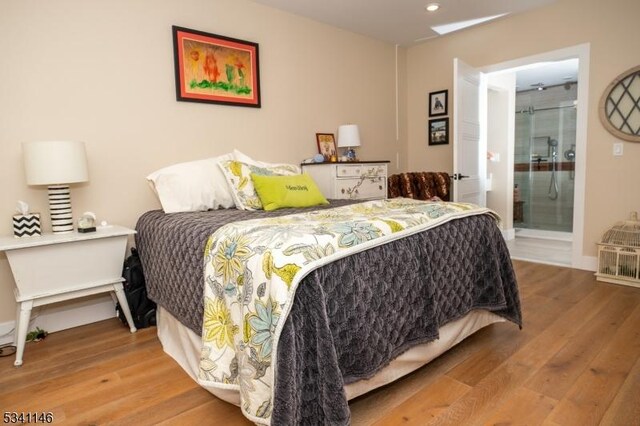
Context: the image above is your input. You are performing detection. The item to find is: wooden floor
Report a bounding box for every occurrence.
[1,261,639,425]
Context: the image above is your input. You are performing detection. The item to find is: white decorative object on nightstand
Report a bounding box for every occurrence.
[302,161,389,200]
[0,225,138,367]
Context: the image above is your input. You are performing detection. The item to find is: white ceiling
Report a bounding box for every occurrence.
[250,0,557,45]
[515,58,579,92]
[251,0,574,90]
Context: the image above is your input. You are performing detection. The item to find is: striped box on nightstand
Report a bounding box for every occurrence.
[13,213,42,238]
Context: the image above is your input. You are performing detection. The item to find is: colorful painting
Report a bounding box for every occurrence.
[172,26,261,107]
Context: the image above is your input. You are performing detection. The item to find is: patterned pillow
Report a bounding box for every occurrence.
[218,160,300,210]
[233,150,301,173]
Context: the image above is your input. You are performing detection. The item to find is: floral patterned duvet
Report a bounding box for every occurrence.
[198,198,496,424]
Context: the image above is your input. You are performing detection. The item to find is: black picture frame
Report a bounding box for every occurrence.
[428,118,449,146]
[172,26,261,108]
[429,90,448,117]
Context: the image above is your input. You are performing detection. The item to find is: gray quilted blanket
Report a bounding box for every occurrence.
[135,202,521,426]
[136,200,357,335]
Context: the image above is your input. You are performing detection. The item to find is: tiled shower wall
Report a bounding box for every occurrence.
[514,84,577,232]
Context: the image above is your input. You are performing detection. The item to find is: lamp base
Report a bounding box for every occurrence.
[48,185,74,234]
[345,147,357,162]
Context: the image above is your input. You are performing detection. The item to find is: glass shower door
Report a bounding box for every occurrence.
[514,103,576,233]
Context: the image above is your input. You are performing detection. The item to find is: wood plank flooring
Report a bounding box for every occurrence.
[1,261,639,425]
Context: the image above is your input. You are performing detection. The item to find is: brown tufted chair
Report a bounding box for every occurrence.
[387,172,451,201]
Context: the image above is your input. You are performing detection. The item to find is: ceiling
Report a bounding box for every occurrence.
[515,58,579,92]
[250,0,557,45]
[250,0,574,91]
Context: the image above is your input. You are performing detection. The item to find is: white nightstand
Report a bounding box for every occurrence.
[302,161,389,200]
[0,225,138,367]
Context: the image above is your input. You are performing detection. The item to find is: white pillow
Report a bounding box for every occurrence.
[233,149,301,174]
[146,153,235,213]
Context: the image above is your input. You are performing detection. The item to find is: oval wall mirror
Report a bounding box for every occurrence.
[599,65,640,142]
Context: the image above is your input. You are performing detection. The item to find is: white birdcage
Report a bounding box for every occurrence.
[596,212,640,287]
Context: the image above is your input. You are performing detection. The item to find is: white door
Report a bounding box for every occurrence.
[453,58,486,206]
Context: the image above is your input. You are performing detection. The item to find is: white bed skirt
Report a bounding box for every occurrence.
[156,307,503,406]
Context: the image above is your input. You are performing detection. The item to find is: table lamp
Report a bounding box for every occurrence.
[22,141,89,234]
[337,124,361,161]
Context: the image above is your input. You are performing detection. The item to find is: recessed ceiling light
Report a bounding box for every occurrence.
[426,3,440,12]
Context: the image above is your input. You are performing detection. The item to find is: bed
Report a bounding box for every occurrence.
[135,198,521,425]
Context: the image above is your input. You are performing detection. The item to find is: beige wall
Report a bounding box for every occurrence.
[0,0,401,323]
[406,0,640,259]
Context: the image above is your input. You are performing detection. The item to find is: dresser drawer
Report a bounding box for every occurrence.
[336,163,387,179]
[336,164,363,178]
[360,164,387,177]
[302,161,389,200]
[335,176,386,200]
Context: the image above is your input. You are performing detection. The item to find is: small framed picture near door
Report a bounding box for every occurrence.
[428,90,448,117]
[428,118,449,145]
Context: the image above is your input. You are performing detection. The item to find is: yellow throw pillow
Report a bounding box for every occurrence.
[251,173,329,211]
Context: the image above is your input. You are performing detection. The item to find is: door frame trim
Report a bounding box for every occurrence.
[480,43,591,270]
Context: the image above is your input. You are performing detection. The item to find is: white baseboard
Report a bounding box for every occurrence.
[514,228,573,242]
[576,255,598,272]
[502,228,515,240]
[0,295,116,346]
[0,322,14,345]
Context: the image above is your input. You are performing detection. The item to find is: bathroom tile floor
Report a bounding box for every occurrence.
[506,235,572,267]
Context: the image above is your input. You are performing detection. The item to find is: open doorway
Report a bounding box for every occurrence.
[514,58,578,240]
[481,44,590,268]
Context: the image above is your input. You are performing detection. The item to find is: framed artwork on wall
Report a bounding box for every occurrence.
[172,26,261,107]
[316,133,337,161]
[428,118,449,146]
[429,90,448,117]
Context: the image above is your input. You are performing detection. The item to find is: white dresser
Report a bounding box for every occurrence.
[302,161,389,200]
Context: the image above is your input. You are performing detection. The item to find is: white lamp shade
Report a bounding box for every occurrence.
[23,141,89,185]
[337,124,361,148]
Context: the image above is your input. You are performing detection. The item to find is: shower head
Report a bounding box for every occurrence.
[548,139,558,147]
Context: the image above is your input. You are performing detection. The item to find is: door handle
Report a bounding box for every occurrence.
[453,173,470,180]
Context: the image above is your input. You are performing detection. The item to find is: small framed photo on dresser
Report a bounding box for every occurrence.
[316,133,337,161]
[429,90,448,117]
